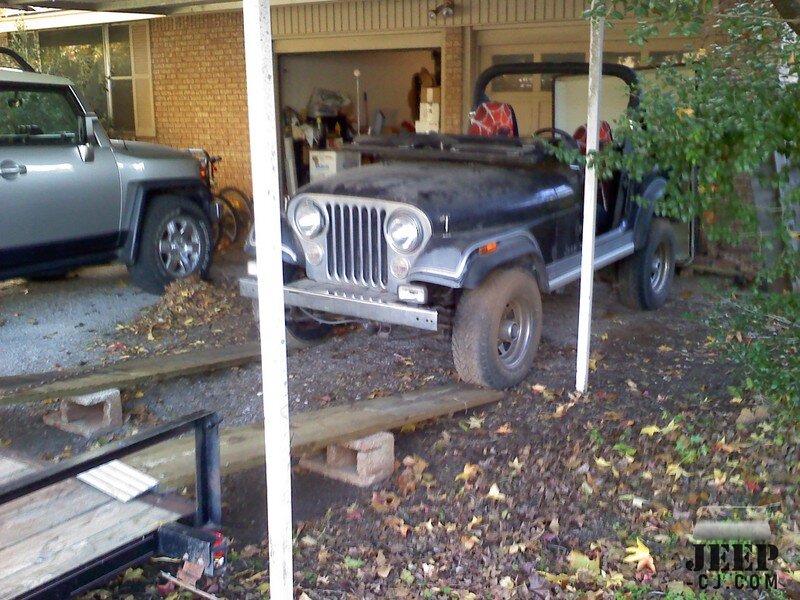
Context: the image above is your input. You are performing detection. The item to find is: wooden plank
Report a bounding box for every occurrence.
[0,456,28,483]
[0,480,112,551]
[129,384,503,488]
[0,342,261,406]
[0,499,182,599]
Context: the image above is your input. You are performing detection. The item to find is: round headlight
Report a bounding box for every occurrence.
[294,200,325,239]
[386,212,422,253]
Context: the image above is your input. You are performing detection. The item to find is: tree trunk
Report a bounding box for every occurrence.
[771,0,800,34]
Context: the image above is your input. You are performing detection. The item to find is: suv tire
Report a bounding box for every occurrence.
[617,218,676,310]
[452,268,543,389]
[129,195,212,294]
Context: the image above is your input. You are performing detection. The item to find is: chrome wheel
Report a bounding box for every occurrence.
[158,217,202,276]
[649,241,671,295]
[497,299,533,371]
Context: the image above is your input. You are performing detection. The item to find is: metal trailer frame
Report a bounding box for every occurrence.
[0,410,223,599]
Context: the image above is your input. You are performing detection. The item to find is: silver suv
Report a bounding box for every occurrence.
[0,48,213,294]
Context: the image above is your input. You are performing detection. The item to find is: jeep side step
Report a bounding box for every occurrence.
[546,230,634,291]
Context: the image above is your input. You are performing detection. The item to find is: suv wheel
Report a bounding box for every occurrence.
[617,218,676,310]
[128,195,212,294]
[452,268,543,389]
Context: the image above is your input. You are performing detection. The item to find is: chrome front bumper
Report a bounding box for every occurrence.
[239,276,438,331]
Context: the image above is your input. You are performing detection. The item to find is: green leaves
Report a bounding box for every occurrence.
[585,0,800,284]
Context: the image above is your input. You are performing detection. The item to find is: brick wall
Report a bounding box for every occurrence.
[442,27,464,135]
[149,12,252,196]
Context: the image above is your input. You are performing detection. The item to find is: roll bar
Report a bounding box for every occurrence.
[472,62,640,110]
[0,47,36,72]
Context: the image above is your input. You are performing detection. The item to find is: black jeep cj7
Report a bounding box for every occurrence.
[241,61,691,390]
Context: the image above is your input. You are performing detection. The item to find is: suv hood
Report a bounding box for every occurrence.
[111,139,195,161]
[299,162,580,232]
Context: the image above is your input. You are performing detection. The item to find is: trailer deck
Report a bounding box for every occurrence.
[0,412,222,599]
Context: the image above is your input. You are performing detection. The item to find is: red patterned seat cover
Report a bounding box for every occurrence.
[573,121,613,154]
[469,102,518,138]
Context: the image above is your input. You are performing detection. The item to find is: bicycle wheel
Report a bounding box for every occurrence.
[219,187,254,231]
[211,194,240,251]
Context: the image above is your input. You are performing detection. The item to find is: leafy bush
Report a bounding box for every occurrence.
[710,292,800,413]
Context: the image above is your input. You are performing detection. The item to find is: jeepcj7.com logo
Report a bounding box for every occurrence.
[685,505,780,591]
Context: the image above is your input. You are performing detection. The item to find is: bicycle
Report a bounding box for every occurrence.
[187,149,252,252]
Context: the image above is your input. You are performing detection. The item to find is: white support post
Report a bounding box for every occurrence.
[575,9,605,393]
[242,1,294,598]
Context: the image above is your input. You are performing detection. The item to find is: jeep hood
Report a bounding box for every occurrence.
[299,162,580,232]
[111,139,195,161]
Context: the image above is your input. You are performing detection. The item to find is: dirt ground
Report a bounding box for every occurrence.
[2,264,798,598]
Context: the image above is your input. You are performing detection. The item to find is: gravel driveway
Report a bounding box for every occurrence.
[0,265,157,377]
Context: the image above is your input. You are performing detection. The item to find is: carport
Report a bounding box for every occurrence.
[2,0,608,596]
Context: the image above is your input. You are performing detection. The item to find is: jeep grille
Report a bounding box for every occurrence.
[324,201,388,289]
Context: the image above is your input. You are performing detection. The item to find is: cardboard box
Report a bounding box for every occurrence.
[309,150,360,181]
[414,120,440,133]
[419,102,440,124]
[422,86,441,104]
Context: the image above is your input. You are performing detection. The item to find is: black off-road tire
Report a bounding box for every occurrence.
[251,265,333,351]
[617,218,676,310]
[452,268,543,389]
[128,195,213,294]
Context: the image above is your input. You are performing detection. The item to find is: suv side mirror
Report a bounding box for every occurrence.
[78,115,96,163]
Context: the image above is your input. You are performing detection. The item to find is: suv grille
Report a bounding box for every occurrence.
[325,201,388,289]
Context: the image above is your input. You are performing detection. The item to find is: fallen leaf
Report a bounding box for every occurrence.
[485,483,507,502]
[495,423,512,434]
[371,491,402,513]
[624,538,655,573]
[376,564,392,578]
[640,425,661,436]
[461,534,481,550]
[660,418,680,434]
[568,550,601,575]
[666,463,690,479]
[122,567,144,582]
[594,456,612,469]
[455,463,480,482]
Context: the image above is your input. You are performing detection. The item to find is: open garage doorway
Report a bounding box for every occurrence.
[278,48,440,137]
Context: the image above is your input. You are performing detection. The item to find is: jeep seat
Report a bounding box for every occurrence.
[469,102,518,138]
[574,121,616,232]
[573,120,613,154]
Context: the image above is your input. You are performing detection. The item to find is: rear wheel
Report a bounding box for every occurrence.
[128,196,212,294]
[452,268,543,389]
[211,194,240,250]
[617,218,676,310]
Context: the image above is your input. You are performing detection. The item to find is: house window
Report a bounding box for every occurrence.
[12,24,137,136]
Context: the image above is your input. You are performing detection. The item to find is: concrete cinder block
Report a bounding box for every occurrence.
[43,389,123,438]
[300,432,394,488]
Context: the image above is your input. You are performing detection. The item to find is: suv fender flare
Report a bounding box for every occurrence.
[122,180,213,265]
[410,231,547,292]
[632,175,667,250]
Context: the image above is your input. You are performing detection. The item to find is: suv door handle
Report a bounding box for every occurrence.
[0,160,27,179]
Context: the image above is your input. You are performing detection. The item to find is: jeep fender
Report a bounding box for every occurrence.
[409,230,547,291]
[631,175,667,250]
[121,179,213,265]
[280,214,303,266]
